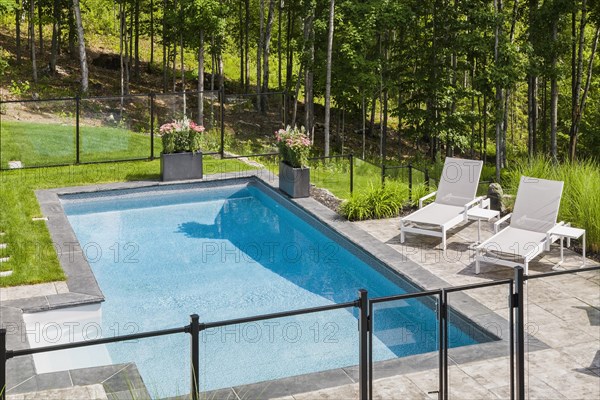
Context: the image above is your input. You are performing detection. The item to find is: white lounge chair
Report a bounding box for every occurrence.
[475,176,565,275]
[400,157,484,252]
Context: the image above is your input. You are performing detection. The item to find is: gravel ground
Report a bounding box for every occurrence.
[310,186,343,213]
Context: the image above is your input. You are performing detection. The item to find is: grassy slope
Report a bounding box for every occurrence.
[0,158,253,286]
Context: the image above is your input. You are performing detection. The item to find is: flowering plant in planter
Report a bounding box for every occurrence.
[275,125,312,168]
[158,116,205,154]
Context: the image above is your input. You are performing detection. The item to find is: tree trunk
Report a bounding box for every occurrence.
[218,47,224,91]
[285,5,295,115]
[239,0,244,89]
[569,25,599,161]
[134,0,140,79]
[172,41,177,91]
[550,18,558,161]
[50,0,61,73]
[323,0,335,156]
[150,0,154,67]
[369,94,376,138]
[304,11,315,138]
[210,36,215,91]
[257,0,264,110]
[72,0,88,93]
[261,0,276,112]
[568,1,587,161]
[362,95,366,159]
[30,0,38,83]
[180,14,185,111]
[198,30,205,125]
[277,0,282,90]
[120,5,125,97]
[16,0,21,64]
[162,0,167,92]
[38,0,43,54]
[494,0,504,182]
[483,92,488,163]
[245,0,250,92]
[291,64,303,126]
[68,5,76,57]
[527,0,538,158]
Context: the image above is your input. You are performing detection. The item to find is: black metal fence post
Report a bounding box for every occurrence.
[381,164,386,187]
[150,93,155,160]
[0,328,6,400]
[425,169,430,190]
[190,314,200,400]
[75,95,80,164]
[220,87,225,158]
[408,163,413,202]
[437,290,448,400]
[514,267,525,400]
[349,153,354,195]
[358,289,369,400]
[509,281,515,400]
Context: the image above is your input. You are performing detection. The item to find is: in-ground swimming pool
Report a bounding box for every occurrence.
[60,180,487,397]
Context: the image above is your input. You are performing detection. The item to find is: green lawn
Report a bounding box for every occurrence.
[0,121,162,168]
[0,158,253,287]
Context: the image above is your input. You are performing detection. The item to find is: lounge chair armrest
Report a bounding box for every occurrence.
[464,196,485,210]
[463,196,485,220]
[419,191,437,209]
[545,221,568,250]
[494,213,512,233]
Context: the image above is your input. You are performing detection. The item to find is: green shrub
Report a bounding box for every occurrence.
[504,157,600,252]
[339,181,409,221]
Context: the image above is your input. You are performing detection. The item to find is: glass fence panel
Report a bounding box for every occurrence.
[199,308,359,398]
[0,99,76,168]
[352,158,382,194]
[7,305,188,399]
[79,96,153,162]
[370,295,440,397]
[446,286,512,399]
[154,91,222,154]
[524,273,600,400]
[223,93,284,156]
[308,157,352,199]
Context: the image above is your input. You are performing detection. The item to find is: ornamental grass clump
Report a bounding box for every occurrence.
[159,117,205,154]
[275,125,312,168]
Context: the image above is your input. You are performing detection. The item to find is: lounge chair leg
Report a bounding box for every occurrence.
[442,227,447,254]
[400,223,405,244]
[475,250,480,274]
[524,260,528,275]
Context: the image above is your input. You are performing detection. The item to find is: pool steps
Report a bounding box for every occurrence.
[0,232,12,277]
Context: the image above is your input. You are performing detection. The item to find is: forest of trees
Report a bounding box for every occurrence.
[1,0,599,172]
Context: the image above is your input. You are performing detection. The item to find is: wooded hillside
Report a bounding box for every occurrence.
[0,0,599,169]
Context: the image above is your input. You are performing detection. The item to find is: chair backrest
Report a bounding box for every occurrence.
[510,176,564,233]
[435,157,484,207]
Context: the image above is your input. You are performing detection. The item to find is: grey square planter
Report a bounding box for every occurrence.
[160,151,203,181]
[279,161,310,198]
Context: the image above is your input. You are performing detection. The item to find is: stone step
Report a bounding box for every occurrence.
[32,216,49,221]
[0,256,10,263]
[0,243,7,249]
[0,270,13,277]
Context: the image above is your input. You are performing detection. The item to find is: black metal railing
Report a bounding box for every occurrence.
[2,265,597,400]
[0,89,289,170]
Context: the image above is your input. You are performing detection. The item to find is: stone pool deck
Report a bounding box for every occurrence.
[269,216,599,400]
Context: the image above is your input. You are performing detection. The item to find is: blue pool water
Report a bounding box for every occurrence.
[61,181,483,397]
